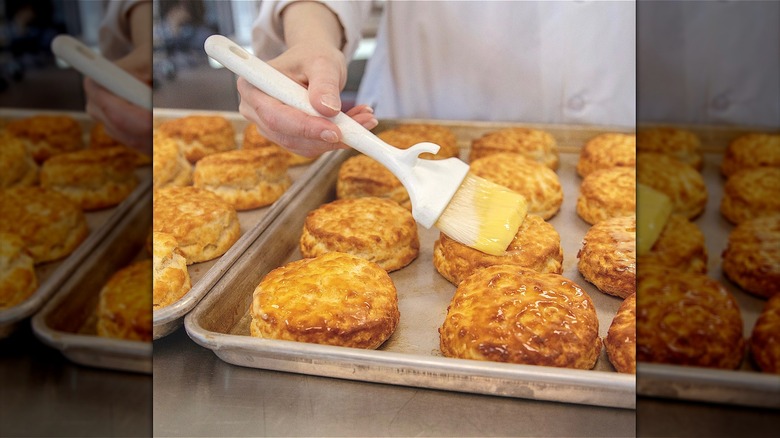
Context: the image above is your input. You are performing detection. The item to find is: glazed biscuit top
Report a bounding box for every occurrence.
[157,115,235,146]
[5,115,82,147]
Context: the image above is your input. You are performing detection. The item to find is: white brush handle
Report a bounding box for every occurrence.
[51,35,152,110]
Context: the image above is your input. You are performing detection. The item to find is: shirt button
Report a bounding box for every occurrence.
[568,96,585,111]
[712,94,730,111]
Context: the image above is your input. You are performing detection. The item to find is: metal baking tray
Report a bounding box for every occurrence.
[151,109,332,339]
[636,123,780,409]
[31,185,152,373]
[185,120,637,409]
[0,108,152,338]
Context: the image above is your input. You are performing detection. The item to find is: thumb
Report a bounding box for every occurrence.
[306,57,345,117]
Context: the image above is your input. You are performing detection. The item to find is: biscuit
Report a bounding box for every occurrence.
[469,153,562,219]
[439,265,602,369]
[637,152,707,219]
[637,126,703,170]
[300,197,419,272]
[40,146,139,210]
[470,127,559,170]
[720,167,780,224]
[750,294,780,374]
[88,123,151,167]
[577,215,636,299]
[433,215,562,285]
[250,252,400,349]
[638,214,708,274]
[637,265,744,369]
[156,115,235,163]
[0,232,37,309]
[605,292,636,374]
[577,167,636,225]
[153,186,240,264]
[152,231,191,309]
[153,134,192,189]
[193,147,291,210]
[721,215,780,299]
[0,187,88,264]
[5,114,83,163]
[96,259,152,342]
[242,123,315,166]
[377,124,459,160]
[0,133,37,188]
[576,132,636,177]
[721,132,780,177]
[336,154,410,210]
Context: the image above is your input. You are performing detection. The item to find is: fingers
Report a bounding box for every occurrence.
[84,78,152,154]
[305,55,344,117]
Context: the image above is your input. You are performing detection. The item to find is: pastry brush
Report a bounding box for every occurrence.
[204,35,526,256]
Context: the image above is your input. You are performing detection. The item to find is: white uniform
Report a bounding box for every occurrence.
[98,0,150,60]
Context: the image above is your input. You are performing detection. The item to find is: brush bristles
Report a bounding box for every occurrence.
[434,173,528,256]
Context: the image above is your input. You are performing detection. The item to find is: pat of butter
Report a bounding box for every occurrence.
[637,183,672,256]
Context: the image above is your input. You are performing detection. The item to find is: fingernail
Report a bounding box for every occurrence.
[320,94,341,111]
[320,130,339,143]
[363,118,379,130]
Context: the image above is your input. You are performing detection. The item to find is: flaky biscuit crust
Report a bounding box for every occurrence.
[0,134,37,188]
[153,134,192,189]
[576,167,636,225]
[639,214,708,274]
[606,292,636,374]
[750,294,780,374]
[0,187,87,264]
[720,167,780,224]
[156,115,235,163]
[5,115,83,163]
[637,152,707,219]
[300,197,419,272]
[722,215,780,299]
[152,232,191,309]
[250,252,400,349]
[377,124,459,160]
[469,153,562,219]
[242,123,314,166]
[433,215,562,286]
[637,265,744,369]
[637,127,703,170]
[88,123,151,166]
[40,146,139,210]
[96,259,152,342]
[193,148,291,210]
[721,133,780,177]
[439,265,602,369]
[153,186,240,264]
[577,132,636,177]
[0,232,37,309]
[470,127,559,170]
[577,215,636,299]
[336,154,410,210]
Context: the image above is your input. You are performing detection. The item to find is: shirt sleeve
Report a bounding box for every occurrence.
[98,0,150,60]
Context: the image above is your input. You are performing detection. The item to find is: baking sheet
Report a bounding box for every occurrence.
[0,108,152,338]
[151,109,330,339]
[185,120,637,409]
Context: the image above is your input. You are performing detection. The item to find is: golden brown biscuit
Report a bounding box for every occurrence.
[637,127,703,170]
[750,294,780,374]
[88,123,151,167]
[470,127,559,170]
[720,167,780,224]
[577,132,636,177]
[469,153,562,219]
[0,187,88,264]
[152,232,191,309]
[242,123,315,166]
[637,152,707,219]
[0,133,37,188]
[377,123,459,160]
[576,167,636,225]
[439,265,602,369]
[336,154,410,210]
[300,197,419,272]
[250,252,400,349]
[5,115,83,163]
[153,134,192,189]
[721,132,780,177]
[156,115,235,163]
[433,215,562,285]
[96,259,152,342]
[40,146,139,210]
[637,265,744,369]
[639,214,708,274]
[577,215,636,299]
[193,148,291,210]
[0,232,37,309]
[153,186,240,264]
[721,215,780,299]
[605,292,636,374]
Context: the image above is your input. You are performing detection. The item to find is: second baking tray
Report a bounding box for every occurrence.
[185,120,636,409]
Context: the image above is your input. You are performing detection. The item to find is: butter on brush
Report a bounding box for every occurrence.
[204,35,527,255]
[637,183,673,256]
